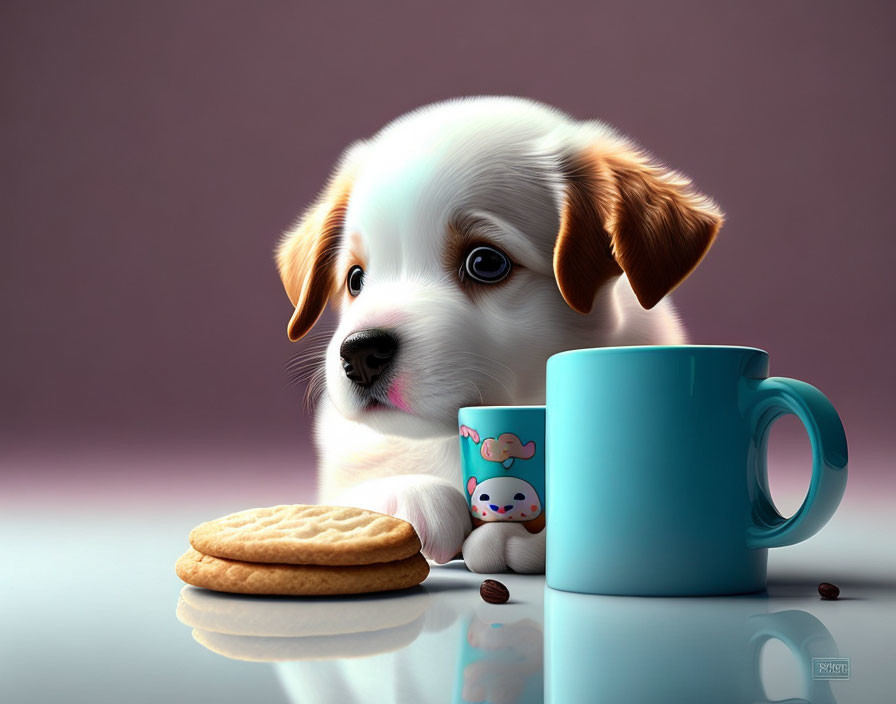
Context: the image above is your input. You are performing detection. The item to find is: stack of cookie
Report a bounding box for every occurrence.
[175,505,429,596]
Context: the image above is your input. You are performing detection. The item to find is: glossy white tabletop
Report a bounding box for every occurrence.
[4,493,893,704]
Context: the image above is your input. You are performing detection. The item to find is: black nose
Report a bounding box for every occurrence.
[339,329,398,387]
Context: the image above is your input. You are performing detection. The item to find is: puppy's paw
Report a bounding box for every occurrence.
[461,523,546,574]
[334,475,472,564]
[390,478,473,564]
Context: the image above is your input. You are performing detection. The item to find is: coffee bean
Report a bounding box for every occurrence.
[480,579,510,604]
[818,582,840,600]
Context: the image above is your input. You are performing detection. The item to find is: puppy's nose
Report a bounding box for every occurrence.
[339,329,398,387]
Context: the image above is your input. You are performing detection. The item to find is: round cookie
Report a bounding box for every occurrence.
[175,547,429,596]
[189,505,421,566]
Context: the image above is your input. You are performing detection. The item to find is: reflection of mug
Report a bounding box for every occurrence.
[458,406,545,534]
[546,346,848,595]
[545,589,840,704]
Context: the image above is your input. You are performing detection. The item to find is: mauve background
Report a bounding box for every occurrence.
[2,0,894,509]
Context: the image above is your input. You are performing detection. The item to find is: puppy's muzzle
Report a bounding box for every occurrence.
[339,329,398,388]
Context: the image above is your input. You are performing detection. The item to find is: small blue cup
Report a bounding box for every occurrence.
[545,345,847,596]
[458,405,546,533]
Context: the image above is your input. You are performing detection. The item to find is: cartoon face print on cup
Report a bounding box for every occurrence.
[480,433,535,469]
[466,476,542,522]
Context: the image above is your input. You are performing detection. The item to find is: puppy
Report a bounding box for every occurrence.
[276,97,722,571]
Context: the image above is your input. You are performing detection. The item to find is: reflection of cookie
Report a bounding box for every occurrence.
[189,505,421,566]
[175,547,429,596]
[190,615,425,661]
[176,585,431,637]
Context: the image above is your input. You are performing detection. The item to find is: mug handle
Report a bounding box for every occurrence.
[749,609,840,704]
[742,377,848,549]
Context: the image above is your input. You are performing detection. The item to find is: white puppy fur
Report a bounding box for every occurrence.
[276,96,722,571]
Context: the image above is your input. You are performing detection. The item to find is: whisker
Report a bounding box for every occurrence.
[286,369,317,388]
[285,344,330,365]
[303,367,327,412]
[284,330,334,367]
[283,328,333,399]
[454,365,515,398]
[454,350,515,376]
[285,353,327,372]
[467,380,484,405]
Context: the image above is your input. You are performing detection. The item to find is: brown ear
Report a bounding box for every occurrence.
[554,135,723,311]
[275,143,364,341]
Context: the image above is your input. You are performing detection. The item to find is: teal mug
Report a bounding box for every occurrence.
[545,346,847,596]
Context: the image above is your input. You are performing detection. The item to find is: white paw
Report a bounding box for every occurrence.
[334,475,472,564]
[461,523,546,574]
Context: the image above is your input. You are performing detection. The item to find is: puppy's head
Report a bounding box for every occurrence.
[276,98,722,438]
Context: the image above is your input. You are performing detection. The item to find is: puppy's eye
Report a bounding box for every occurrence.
[514,492,525,501]
[347,265,364,296]
[462,246,511,284]
[479,493,490,501]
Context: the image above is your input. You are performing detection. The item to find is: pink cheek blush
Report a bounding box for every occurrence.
[387,377,412,413]
[472,505,479,513]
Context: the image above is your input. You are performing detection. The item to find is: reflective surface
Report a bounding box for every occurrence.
[4,502,894,703]
[546,592,839,703]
